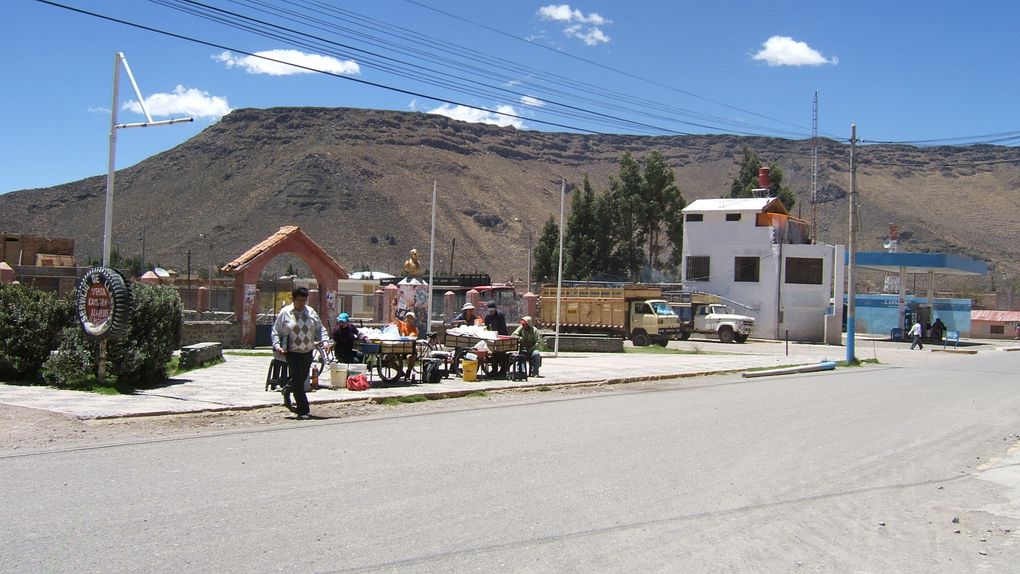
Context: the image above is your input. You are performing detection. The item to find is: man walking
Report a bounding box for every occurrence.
[908,320,924,350]
[272,287,330,420]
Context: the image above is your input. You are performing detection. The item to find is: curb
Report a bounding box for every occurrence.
[930,349,979,355]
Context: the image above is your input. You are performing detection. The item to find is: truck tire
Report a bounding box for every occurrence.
[655,338,669,347]
[734,334,749,344]
[631,330,649,347]
[718,326,735,344]
[677,331,691,341]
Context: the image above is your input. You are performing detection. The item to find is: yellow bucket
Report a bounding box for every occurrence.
[462,359,478,382]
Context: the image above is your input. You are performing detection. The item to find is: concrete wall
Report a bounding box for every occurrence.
[970,320,1020,339]
[180,320,241,348]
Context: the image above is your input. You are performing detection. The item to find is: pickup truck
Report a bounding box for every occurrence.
[666,292,756,343]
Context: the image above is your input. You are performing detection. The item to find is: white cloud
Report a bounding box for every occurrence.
[752,36,837,67]
[520,95,545,107]
[214,49,360,76]
[123,85,231,119]
[87,106,111,114]
[537,4,611,45]
[427,103,524,129]
[409,99,419,111]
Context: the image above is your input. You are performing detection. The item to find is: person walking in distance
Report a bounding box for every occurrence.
[908,320,924,350]
[272,287,330,420]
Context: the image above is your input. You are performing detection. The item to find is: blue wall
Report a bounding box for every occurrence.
[849,295,972,336]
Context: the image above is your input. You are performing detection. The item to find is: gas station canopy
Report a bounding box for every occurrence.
[851,252,988,276]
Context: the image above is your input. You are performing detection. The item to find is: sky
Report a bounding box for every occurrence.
[3,0,1019,194]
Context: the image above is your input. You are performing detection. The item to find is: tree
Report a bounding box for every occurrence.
[564,176,598,280]
[729,147,796,210]
[608,152,645,281]
[531,216,560,285]
[638,151,685,274]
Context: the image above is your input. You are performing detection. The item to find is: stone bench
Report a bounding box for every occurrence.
[541,334,624,353]
[179,342,224,371]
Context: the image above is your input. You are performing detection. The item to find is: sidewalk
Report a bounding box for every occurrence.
[0,338,1012,419]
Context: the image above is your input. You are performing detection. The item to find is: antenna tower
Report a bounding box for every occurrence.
[811,90,818,244]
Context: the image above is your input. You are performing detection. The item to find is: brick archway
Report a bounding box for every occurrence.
[222,226,347,348]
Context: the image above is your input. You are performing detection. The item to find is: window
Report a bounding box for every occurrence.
[734,256,760,282]
[991,325,1004,335]
[686,256,710,281]
[725,213,741,222]
[785,257,824,285]
[685,213,703,222]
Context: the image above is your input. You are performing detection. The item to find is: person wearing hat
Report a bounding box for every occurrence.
[397,310,419,339]
[483,301,509,335]
[511,315,542,377]
[331,312,367,363]
[452,302,479,326]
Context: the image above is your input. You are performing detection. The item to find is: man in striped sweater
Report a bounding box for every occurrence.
[272,287,330,420]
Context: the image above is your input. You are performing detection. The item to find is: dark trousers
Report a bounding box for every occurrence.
[285,350,314,415]
[910,335,923,350]
[336,348,364,363]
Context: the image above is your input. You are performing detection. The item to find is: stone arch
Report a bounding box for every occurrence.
[222,226,348,348]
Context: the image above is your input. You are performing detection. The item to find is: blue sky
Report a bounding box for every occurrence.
[3,0,1019,194]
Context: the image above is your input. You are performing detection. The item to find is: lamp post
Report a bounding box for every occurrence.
[199,233,213,303]
[103,52,193,267]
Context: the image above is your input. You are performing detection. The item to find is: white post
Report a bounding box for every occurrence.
[846,124,858,362]
[102,53,122,267]
[427,180,437,329]
[554,178,566,356]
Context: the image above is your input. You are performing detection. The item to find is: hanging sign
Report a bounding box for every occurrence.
[76,267,133,338]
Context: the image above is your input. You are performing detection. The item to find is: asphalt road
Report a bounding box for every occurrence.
[2,350,1019,573]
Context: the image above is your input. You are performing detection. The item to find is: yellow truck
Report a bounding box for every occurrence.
[539,285,682,346]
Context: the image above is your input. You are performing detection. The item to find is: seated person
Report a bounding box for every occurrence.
[511,315,542,377]
[484,301,508,335]
[396,311,419,339]
[331,312,367,363]
[452,302,479,326]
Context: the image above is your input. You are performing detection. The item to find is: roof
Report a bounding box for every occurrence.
[971,310,1020,322]
[683,197,787,215]
[222,225,346,275]
[851,252,988,276]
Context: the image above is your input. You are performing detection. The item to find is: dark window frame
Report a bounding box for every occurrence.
[725,213,741,222]
[685,213,704,222]
[734,256,760,282]
[785,257,824,285]
[686,256,710,282]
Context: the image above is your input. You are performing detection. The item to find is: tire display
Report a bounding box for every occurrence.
[75,267,133,339]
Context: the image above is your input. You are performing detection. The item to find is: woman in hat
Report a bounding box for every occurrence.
[452,302,478,326]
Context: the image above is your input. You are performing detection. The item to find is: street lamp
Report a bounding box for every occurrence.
[103,52,192,267]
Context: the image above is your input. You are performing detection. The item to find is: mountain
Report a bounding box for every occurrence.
[1,107,1017,289]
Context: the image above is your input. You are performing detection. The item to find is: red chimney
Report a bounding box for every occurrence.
[758,167,771,189]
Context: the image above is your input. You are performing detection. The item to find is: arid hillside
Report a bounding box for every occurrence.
[1,107,1017,288]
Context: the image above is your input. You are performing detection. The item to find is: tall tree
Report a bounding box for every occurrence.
[638,151,685,273]
[564,176,598,280]
[608,152,645,281]
[729,147,796,210]
[531,216,560,285]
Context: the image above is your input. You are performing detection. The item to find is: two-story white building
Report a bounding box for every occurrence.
[680,197,838,341]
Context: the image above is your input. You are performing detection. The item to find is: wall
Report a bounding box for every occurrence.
[971,320,1020,339]
[852,295,972,337]
[180,320,241,348]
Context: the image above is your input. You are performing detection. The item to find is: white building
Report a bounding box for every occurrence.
[680,197,840,341]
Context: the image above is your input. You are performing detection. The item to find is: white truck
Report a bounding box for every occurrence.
[666,292,756,343]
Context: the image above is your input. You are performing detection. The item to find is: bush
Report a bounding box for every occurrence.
[41,327,98,388]
[105,284,182,387]
[0,283,75,380]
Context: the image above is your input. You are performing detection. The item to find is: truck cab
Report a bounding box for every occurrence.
[629,299,682,347]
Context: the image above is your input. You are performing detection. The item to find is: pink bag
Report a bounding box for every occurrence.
[346,374,370,391]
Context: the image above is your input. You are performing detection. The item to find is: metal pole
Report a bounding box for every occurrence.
[846,124,858,363]
[427,181,437,328]
[102,53,122,267]
[554,179,566,357]
[140,221,146,275]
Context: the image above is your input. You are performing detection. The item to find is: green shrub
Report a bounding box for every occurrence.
[106,284,182,387]
[0,283,75,379]
[41,327,98,388]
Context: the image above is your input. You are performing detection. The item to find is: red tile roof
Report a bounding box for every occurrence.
[971,310,1020,322]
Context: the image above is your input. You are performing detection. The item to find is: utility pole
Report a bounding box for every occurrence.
[139,221,146,276]
[526,231,533,294]
[846,124,858,363]
[554,178,566,357]
[811,90,818,243]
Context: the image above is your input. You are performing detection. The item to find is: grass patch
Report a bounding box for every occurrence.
[167,356,224,377]
[378,395,432,406]
[224,350,274,357]
[743,363,806,372]
[91,385,124,395]
[465,390,488,398]
[837,358,880,367]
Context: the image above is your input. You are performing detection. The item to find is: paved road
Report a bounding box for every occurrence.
[2,349,1019,572]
